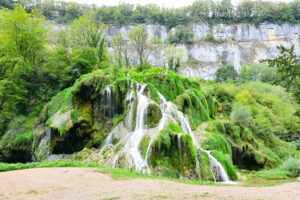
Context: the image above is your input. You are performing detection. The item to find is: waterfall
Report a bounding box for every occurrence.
[102,85,114,127]
[203,149,231,183]
[125,83,150,172]
[99,86,233,182]
[110,83,150,173]
[156,92,233,183]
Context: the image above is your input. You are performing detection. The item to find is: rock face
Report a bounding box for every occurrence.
[106,22,300,79]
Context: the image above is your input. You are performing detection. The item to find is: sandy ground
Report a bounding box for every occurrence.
[0,168,299,200]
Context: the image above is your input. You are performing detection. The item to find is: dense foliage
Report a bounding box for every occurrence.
[263,45,300,106]
[0,3,299,183]
[3,0,300,27]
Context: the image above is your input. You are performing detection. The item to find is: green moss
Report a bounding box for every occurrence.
[58,122,68,136]
[139,136,150,159]
[148,83,159,103]
[157,130,171,151]
[207,94,216,117]
[167,123,183,133]
[145,103,162,128]
[13,131,35,148]
[197,150,214,181]
[181,134,197,169]
[176,89,210,127]
[211,120,226,134]
[210,150,237,180]
[114,144,121,152]
[202,133,231,155]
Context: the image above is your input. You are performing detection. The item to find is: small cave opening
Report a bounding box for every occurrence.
[51,124,92,154]
[232,147,264,170]
[3,149,33,163]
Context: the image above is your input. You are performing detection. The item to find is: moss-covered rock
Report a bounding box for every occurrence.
[145,103,162,128]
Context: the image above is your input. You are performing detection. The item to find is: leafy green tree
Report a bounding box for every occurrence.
[215,65,238,83]
[191,0,210,21]
[70,47,99,79]
[112,33,127,68]
[263,45,300,104]
[167,25,194,45]
[0,4,48,132]
[239,64,278,83]
[69,10,107,65]
[237,0,256,21]
[41,44,72,90]
[128,26,161,70]
[164,45,188,72]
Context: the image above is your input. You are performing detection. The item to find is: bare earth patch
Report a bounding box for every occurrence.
[0,168,299,200]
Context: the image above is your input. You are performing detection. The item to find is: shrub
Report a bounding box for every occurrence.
[230,102,252,127]
[256,169,292,180]
[279,157,300,177]
[215,65,238,83]
[239,64,278,83]
[71,47,99,78]
[167,25,194,45]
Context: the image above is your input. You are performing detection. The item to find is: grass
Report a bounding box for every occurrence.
[101,197,120,200]
[0,160,214,186]
[0,160,297,187]
[26,190,39,195]
[256,169,292,180]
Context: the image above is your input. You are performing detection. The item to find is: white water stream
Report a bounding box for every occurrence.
[100,83,233,183]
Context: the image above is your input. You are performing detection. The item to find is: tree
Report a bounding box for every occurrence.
[71,47,99,79]
[0,4,49,132]
[191,0,210,21]
[167,25,194,45]
[215,65,238,83]
[69,10,107,65]
[112,33,127,68]
[230,102,252,127]
[237,0,255,21]
[239,64,278,83]
[164,45,188,72]
[263,45,300,104]
[128,25,161,70]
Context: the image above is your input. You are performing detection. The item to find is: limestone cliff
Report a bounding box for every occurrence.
[106,23,300,79]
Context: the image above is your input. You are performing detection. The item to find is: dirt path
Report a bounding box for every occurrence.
[0,168,299,200]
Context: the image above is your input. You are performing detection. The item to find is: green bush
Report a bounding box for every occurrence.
[256,169,292,180]
[215,65,238,83]
[239,64,278,83]
[167,25,194,45]
[230,102,252,127]
[71,47,99,78]
[279,157,300,177]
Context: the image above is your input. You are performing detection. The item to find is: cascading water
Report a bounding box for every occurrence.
[157,92,233,183]
[102,85,114,128]
[203,150,231,183]
[105,83,150,173]
[125,84,150,172]
[100,85,233,182]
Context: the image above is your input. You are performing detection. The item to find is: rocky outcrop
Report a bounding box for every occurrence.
[106,22,300,79]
